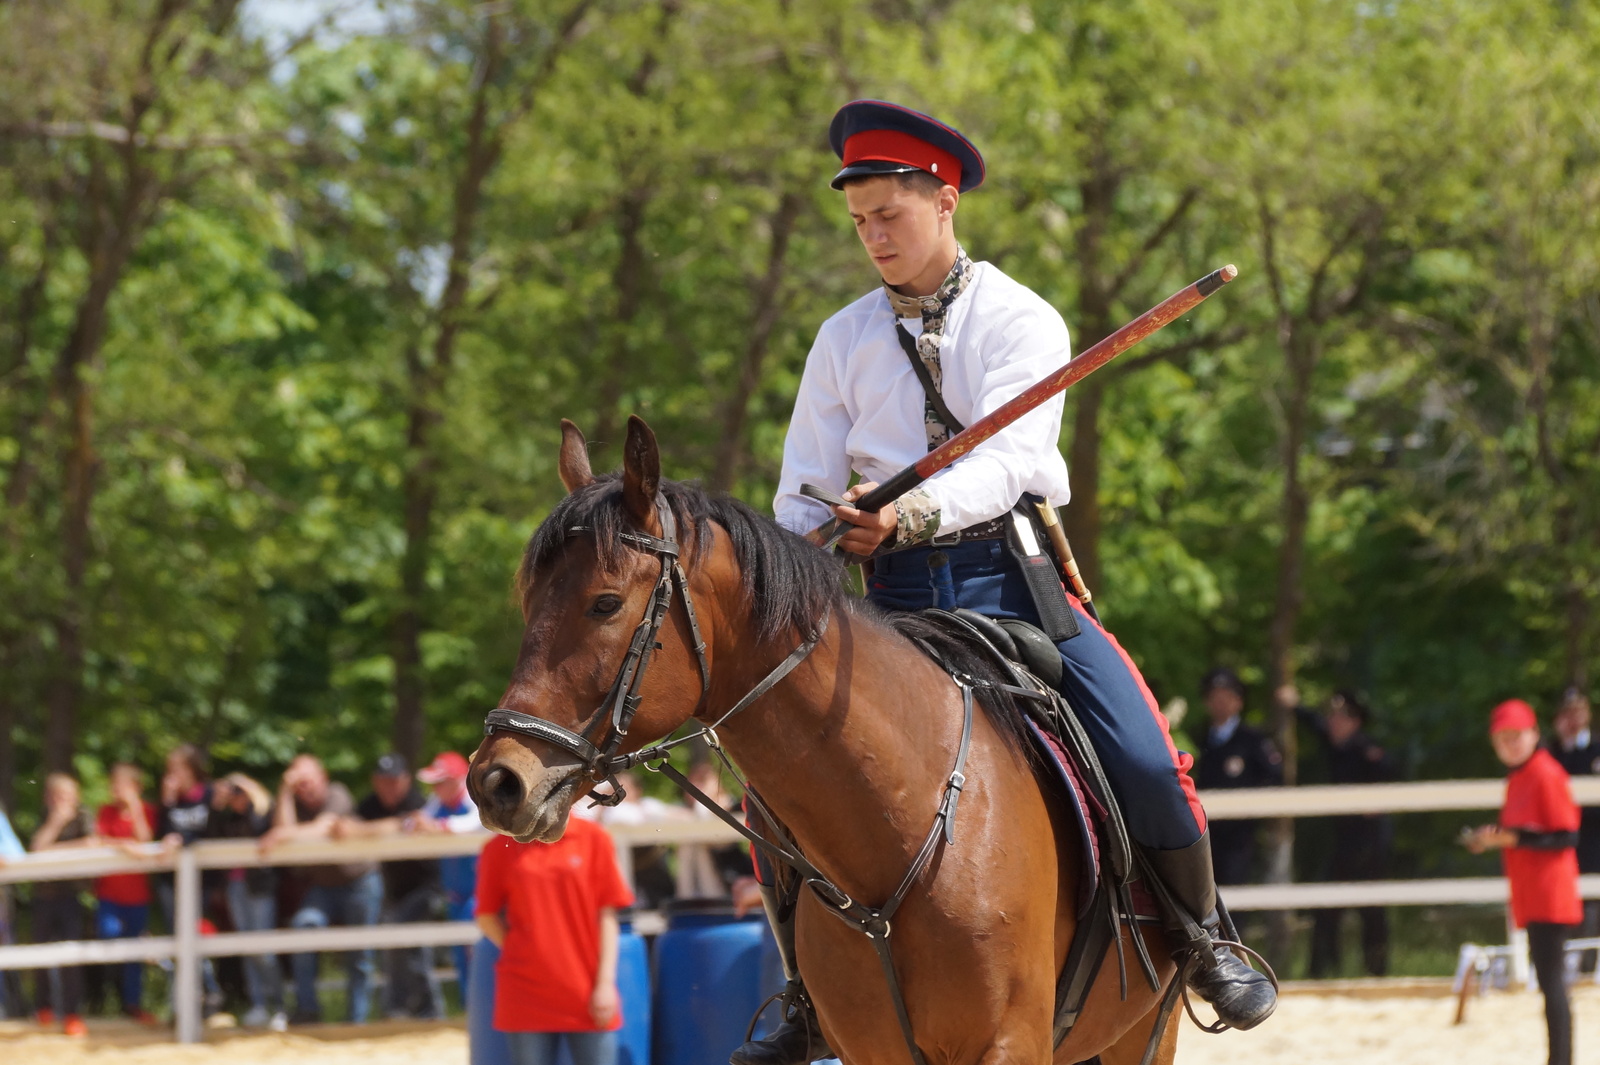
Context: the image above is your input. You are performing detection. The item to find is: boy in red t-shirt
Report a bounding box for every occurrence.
[1465,699,1581,1065]
[475,814,634,1065]
[95,762,158,1024]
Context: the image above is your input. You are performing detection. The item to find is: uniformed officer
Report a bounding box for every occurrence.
[1291,689,1395,977]
[1193,667,1282,886]
[739,101,1276,1065]
[1549,687,1600,967]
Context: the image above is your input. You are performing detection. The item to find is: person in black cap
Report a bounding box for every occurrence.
[1286,687,1395,977]
[336,752,445,1019]
[1193,667,1283,887]
[748,101,1276,1065]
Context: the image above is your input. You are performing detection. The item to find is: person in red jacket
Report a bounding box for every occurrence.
[474,815,634,1065]
[1465,698,1581,1065]
[94,762,159,1024]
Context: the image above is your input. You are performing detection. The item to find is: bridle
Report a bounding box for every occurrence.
[477,492,985,1065]
[481,497,826,805]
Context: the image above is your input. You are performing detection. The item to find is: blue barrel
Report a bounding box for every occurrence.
[652,900,786,1065]
[470,924,652,1065]
[617,919,652,1065]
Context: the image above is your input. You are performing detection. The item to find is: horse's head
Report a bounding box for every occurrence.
[469,416,718,842]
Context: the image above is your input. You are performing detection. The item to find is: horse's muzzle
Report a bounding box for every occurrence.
[469,756,580,843]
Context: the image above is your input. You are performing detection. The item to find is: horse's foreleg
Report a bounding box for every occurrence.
[1095,986,1180,1065]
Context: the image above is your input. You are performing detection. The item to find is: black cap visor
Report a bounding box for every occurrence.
[830,159,925,191]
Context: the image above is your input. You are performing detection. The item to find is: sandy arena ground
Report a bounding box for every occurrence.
[1,984,1596,1063]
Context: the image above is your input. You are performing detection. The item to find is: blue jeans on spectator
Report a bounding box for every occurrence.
[504,1031,616,1065]
[94,899,148,1012]
[289,870,382,1022]
[226,880,283,1015]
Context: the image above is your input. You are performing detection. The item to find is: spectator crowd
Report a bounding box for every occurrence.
[0,672,1592,1055]
[0,747,486,1034]
[0,743,752,1040]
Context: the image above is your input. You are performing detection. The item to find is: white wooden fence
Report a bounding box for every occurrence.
[1,776,1597,1044]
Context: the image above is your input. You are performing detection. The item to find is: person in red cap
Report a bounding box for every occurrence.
[754,99,1274,1065]
[1465,698,1581,1065]
[417,751,482,995]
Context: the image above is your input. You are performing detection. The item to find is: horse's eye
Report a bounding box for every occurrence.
[587,594,624,619]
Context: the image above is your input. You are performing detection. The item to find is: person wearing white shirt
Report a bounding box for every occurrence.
[741,101,1275,1065]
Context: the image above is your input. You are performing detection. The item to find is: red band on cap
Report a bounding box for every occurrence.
[842,129,961,188]
[1489,699,1537,733]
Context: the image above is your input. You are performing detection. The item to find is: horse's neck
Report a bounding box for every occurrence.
[717,610,965,897]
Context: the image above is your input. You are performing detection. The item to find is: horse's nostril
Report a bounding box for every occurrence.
[481,765,524,812]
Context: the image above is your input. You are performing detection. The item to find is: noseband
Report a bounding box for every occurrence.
[482,497,826,804]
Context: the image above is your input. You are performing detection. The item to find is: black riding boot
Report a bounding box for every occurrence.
[728,884,830,1065]
[1144,832,1278,1031]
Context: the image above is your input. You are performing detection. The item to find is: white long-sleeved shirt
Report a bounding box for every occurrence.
[774,260,1072,536]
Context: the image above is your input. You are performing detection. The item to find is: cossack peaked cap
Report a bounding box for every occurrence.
[828,100,985,193]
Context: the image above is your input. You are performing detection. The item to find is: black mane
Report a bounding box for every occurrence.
[517,474,1033,755]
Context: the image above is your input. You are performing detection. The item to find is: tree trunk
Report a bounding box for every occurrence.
[390,16,506,765]
[393,340,439,765]
[587,16,679,461]
[1564,583,1589,690]
[42,161,149,772]
[711,189,804,492]
[592,185,651,459]
[1062,147,1117,594]
[1261,323,1317,961]
[1062,377,1106,593]
[1266,332,1317,770]
[45,365,97,773]
[0,652,16,812]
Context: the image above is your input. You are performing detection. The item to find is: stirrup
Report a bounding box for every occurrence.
[1179,936,1279,1033]
[731,981,828,1065]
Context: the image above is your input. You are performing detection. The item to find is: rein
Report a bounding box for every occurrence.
[479,498,976,1065]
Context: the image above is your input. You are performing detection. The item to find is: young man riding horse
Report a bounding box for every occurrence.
[738,100,1276,1065]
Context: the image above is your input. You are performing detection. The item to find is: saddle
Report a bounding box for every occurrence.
[911,608,1165,1051]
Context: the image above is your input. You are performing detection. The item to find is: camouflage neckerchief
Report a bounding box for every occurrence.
[884,245,975,451]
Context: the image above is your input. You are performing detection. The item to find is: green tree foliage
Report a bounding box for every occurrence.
[2,0,1597,860]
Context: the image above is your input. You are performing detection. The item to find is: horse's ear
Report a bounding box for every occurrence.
[621,415,661,532]
[558,419,594,493]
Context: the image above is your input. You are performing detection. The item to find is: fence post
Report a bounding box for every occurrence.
[174,846,201,1044]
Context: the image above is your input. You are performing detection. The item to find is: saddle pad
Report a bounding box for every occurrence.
[1026,718,1102,917]
[1024,717,1157,921]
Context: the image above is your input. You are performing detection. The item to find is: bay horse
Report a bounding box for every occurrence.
[469,416,1178,1065]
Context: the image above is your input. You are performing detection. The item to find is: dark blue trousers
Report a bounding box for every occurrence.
[867,540,1206,850]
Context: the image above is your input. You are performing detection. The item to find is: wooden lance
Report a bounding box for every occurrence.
[811,264,1239,551]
